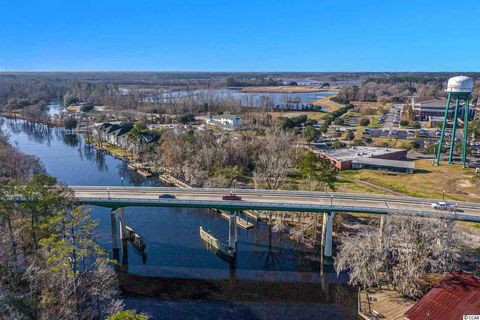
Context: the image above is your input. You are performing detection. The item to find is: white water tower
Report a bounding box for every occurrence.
[435,76,474,167]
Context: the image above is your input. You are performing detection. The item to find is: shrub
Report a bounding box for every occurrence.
[360,118,370,126]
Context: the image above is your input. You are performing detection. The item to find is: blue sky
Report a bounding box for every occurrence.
[1,0,479,72]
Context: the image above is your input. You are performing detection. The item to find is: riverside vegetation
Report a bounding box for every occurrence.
[0,133,146,319]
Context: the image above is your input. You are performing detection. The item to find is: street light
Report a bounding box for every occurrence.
[233,179,237,190]
[330,195,333,206]
[121,177,124,188]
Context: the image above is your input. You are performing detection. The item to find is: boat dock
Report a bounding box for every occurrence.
[219,210,254,229]
[244,210,259,221]
[158,174,192,188]
[137,169,153,178]
[125,226,147,256]
[199,226,234,257]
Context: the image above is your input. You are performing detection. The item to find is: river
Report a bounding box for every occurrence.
[0,113,357,319]
[140,88,335,109]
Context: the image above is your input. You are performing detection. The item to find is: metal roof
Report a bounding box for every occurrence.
[404,272,480,320]
[351,157,415,169]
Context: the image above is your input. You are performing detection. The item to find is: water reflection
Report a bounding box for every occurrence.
[63,133,80,147]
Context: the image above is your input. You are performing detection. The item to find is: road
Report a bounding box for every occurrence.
[71,186,480,222]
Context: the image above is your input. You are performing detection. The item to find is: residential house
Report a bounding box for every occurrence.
[206,114,241,128]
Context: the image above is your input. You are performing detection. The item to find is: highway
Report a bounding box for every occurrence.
[70,186,480,222]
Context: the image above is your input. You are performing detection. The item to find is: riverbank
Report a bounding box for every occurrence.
[0,111,62,126]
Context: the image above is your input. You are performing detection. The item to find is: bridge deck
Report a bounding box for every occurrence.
[70,186,480,223]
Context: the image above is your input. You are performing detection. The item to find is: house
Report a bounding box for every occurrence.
[94,122,133,148]
[205,114,241,128]
[404,271,480,320]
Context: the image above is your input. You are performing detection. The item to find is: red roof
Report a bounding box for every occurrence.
[405,272,480,320]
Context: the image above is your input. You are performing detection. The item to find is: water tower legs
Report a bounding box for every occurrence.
[462,98,470,167]
[435,93,452,165]
[448,98,460,164]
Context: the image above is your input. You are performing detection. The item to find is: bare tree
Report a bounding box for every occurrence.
[253,130,299,190]
[335,214,461,299]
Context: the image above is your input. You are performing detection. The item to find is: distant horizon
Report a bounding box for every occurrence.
[1,70,480,74]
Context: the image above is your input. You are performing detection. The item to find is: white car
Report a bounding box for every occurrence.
[431,201,457,211]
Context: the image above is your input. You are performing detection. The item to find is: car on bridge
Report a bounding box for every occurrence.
[431,201,457,211]
[222,193,242,201]
[159,194,176,199]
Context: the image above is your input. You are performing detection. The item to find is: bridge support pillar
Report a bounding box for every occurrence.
[117,207,128,273]
[323,212,334,258]
[380,214,386,237]
[228,211,238,253]
[118,207,127,241]
[110,210,120,263]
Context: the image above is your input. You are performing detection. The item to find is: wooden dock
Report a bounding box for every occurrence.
[358,288,415,320]
[244,210,259,221]
[219,210,254,229]
[158,174,192,189]
[199,226,234,257]
[137,169,153,178]
[125,226,147,255]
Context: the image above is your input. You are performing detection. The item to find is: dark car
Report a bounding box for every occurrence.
[222,194,242,201]
[159,194,176,199]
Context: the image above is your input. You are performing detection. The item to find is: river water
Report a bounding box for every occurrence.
[142,88,335,109]
[0,113,357,319]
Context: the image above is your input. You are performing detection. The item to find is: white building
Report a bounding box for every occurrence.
[205,114,241,128]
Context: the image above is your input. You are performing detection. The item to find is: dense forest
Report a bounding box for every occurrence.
[334,74,480,103]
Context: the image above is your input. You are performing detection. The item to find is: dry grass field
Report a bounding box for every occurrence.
[338,159,479,202]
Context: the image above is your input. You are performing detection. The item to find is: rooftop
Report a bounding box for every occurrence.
[210,114,241,120]
[405,272,480,320]
[320,147,406,162]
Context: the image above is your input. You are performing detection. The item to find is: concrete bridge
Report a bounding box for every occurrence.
[72,186,480,221]
[71,186,480,263]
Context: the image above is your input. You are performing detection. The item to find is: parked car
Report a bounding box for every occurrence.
[222,193,242,201]
[159,194,176,199]
[431,201,457,211]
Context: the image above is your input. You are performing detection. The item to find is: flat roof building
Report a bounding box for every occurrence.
[318,146,413,173]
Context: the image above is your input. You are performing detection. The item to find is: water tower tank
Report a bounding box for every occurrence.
[446,75,474,93]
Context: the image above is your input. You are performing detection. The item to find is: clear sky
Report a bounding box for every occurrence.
[1,0,479,72]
